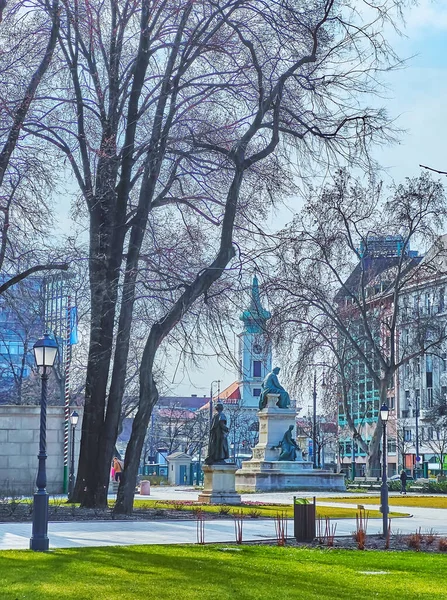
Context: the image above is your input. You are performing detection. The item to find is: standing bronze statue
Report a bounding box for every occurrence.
[205,403,230,465]
[258,367,291,409]
[278,425,299,461]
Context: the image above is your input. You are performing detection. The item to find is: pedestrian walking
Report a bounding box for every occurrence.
[400,469,408,495]
[113,457,123,482]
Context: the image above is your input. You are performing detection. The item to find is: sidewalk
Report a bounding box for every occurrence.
[1,487,446,551]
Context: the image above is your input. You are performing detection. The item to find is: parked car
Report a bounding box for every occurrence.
[389,474,414,481]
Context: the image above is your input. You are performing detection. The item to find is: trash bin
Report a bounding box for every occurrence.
[293,497,316,542]
[140,480,151,495]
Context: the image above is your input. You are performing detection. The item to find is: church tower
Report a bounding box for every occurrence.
[238,275,272,408]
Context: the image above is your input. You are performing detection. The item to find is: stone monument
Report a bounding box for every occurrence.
[198,403,241,504]
[236,368,345,492]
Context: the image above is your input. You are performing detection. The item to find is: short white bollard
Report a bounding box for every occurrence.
[140,480,151,495]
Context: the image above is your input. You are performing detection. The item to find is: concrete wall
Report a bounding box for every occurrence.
[0,405,82,495]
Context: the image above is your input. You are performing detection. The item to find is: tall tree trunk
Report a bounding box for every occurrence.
[73,2,189,507]
[114,168,243,514]
[366,379,389,477]
[72,207,126,506]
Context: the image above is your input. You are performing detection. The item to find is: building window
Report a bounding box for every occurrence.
[443,353,447,372]
[404,429,412,442]
[442,386,447,401]
[403,329,409,346]
[405,390,410,406]
[428,427,434,441]
[253,361,262,378]
[440,287,445,312]
[427,388,433,408]
[415,358,421,376]
[389,396,395,410]
[405,363,410,379]
[253,388,261,397]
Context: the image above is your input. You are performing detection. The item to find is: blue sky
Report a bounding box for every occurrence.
[169,1,447,398]
[52,1,447,398]
[375,1,447,182]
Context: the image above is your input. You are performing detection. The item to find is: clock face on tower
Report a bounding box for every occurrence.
[252,343,262,355]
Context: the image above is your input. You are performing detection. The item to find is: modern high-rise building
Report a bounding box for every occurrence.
[0,271,74,404]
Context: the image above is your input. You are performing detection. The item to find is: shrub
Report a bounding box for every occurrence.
[438,538,447,552]
[407,529,423,551]
[248,509,262,518]
[387,481,402,492]
[218,506,231,515]
[353,509,368,550]
[420,481,447,494]
[425,529,437,546]
[139,475,168,486]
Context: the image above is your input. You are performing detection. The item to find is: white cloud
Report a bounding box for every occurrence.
[405,0,447,33]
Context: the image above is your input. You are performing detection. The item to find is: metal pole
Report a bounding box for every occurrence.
[63,296,71,494]
[351,437,356,480]
[68,423,76,500]
[312,371,317,469]
[380,420,389,538]
[30,367,49,551]
[209,383,214,427]
[197,444,202,486]
[415,394,420,479]
[209,380,220,426]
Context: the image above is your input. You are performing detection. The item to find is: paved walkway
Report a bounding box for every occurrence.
[0,487,445,551]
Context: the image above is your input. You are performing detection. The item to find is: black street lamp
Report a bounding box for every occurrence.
[414,393,420,479]
[30,333,58,551]
[312,372,317,468]
[68,410,79,500]
[380,402,390,538]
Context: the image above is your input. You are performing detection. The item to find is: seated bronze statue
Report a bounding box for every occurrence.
[278,425,299,461]
[258,367,291,409]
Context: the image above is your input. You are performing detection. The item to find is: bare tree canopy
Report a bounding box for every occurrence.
[3,0,414,509]
[0,0,68,291]
[267,171,447,475]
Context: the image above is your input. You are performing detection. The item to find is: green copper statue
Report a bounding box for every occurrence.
[258,367,291,409]
[205,403,230,465]
[278,425,299,461]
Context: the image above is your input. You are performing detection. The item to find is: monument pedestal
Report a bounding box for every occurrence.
[198,463,242,504]
[236,394,345,492]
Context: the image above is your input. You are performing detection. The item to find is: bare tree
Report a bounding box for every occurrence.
[266,171,447,475]
[391,418,413,473]
[0,1,68,292]
[19,0,412,509]
[114,0,410,514]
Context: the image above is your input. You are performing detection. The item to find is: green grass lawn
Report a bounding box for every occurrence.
[131,499,407,519]
[318,496,447,509]
[0,545,446,599]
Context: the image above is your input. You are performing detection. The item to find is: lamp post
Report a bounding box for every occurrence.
[312,371,317,468]
[380,402,390,538]
[351,436,356,481]
[414,393,420,479]
[30,333,58,551]
[209,380,220,426]
[68,410,79,500]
